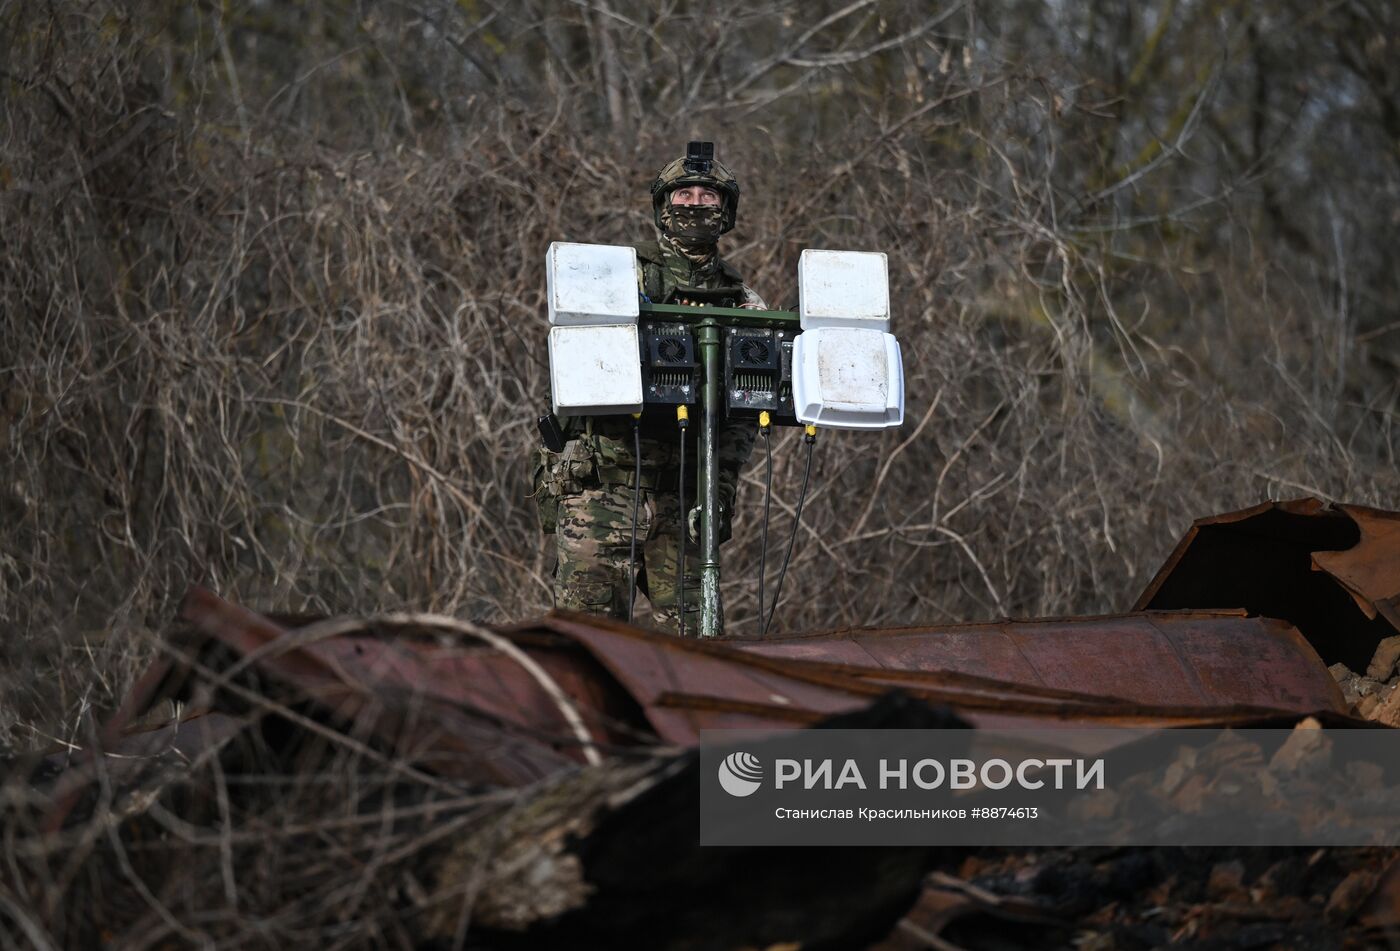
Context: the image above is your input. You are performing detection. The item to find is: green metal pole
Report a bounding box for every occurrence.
[697,318,723,637]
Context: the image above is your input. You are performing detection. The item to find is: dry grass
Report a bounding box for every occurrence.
[1,3,1399,941]
[3,0,1398,748]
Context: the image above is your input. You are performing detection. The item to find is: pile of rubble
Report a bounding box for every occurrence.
[1332,636,1400,723]
[1056,719,1400,847]
[878,846,1400,950]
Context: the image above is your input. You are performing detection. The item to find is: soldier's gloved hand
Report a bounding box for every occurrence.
[687,502,728,543]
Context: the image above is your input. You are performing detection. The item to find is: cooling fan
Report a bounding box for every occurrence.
[736,337,772,367]
[640,323,698,406]
[656,337,689,364]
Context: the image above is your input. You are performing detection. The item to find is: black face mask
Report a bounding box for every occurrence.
[660,202,724,250]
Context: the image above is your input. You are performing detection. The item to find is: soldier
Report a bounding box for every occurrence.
[533,143,765,634]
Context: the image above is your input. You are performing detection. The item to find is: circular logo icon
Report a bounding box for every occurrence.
[718,751,763,797]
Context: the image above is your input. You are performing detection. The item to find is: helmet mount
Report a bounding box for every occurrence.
[683,141,715,176]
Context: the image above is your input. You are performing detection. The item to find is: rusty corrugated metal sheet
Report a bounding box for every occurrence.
[1135,497,1400,671]
[40,711,250,833]
[175,588,630,785]
[722,611,1344,714]
[43,493,1390,814]
[538,612,1348,736]
[1314,504,1400,630]
[88,494,1392,793]
[132,589,1351,792]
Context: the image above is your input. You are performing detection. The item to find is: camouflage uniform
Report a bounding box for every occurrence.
[533,148,764,633]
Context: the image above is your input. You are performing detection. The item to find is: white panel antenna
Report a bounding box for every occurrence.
[547,242,640,326]
[792,328,904,430]
[798,249,891,331]
[545,242,643,415]
[793,249,904,430]
[548,325,643,416]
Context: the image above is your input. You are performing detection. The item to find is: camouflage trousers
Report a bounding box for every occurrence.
[553,484,700,634]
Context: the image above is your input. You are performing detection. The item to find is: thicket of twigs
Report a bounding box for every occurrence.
[4,2,1400,946]
[3,1,1399,744]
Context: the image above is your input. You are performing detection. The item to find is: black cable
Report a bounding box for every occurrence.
[628,417,641,622]
[757,423,772,635]
[677,412,689,637]
[762,430,815,638]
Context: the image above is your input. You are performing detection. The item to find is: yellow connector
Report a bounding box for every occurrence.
[758,411,771,429]
[804,424,817,438]
[677,405,689,427]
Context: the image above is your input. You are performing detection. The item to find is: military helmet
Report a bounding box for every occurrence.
[651,141,740,234]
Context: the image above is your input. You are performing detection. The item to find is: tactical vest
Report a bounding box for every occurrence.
[633,239,746,305]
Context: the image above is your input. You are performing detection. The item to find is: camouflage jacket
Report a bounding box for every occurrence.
[535,236,764,536]
[632,238,767,310]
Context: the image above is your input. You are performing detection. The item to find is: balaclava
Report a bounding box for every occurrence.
[659,200,724,268]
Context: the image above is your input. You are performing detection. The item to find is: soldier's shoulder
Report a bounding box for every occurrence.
[632,240,664,265]
[716,256,745,285]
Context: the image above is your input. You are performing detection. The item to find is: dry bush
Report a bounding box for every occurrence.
[2,0,1397,746]
[0,661,580,949]
[3,1,1400,946]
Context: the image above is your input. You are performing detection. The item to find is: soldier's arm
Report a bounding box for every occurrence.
[739,284,767,309]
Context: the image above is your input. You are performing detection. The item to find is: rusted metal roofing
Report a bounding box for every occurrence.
[97,587,1346,793]
[170,588,630,786]
[541,611,1346,736]
[1135,497,1400,671]
[723,611,1344,714]
[58,495,1393,799]
[1301,504,1400,628]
